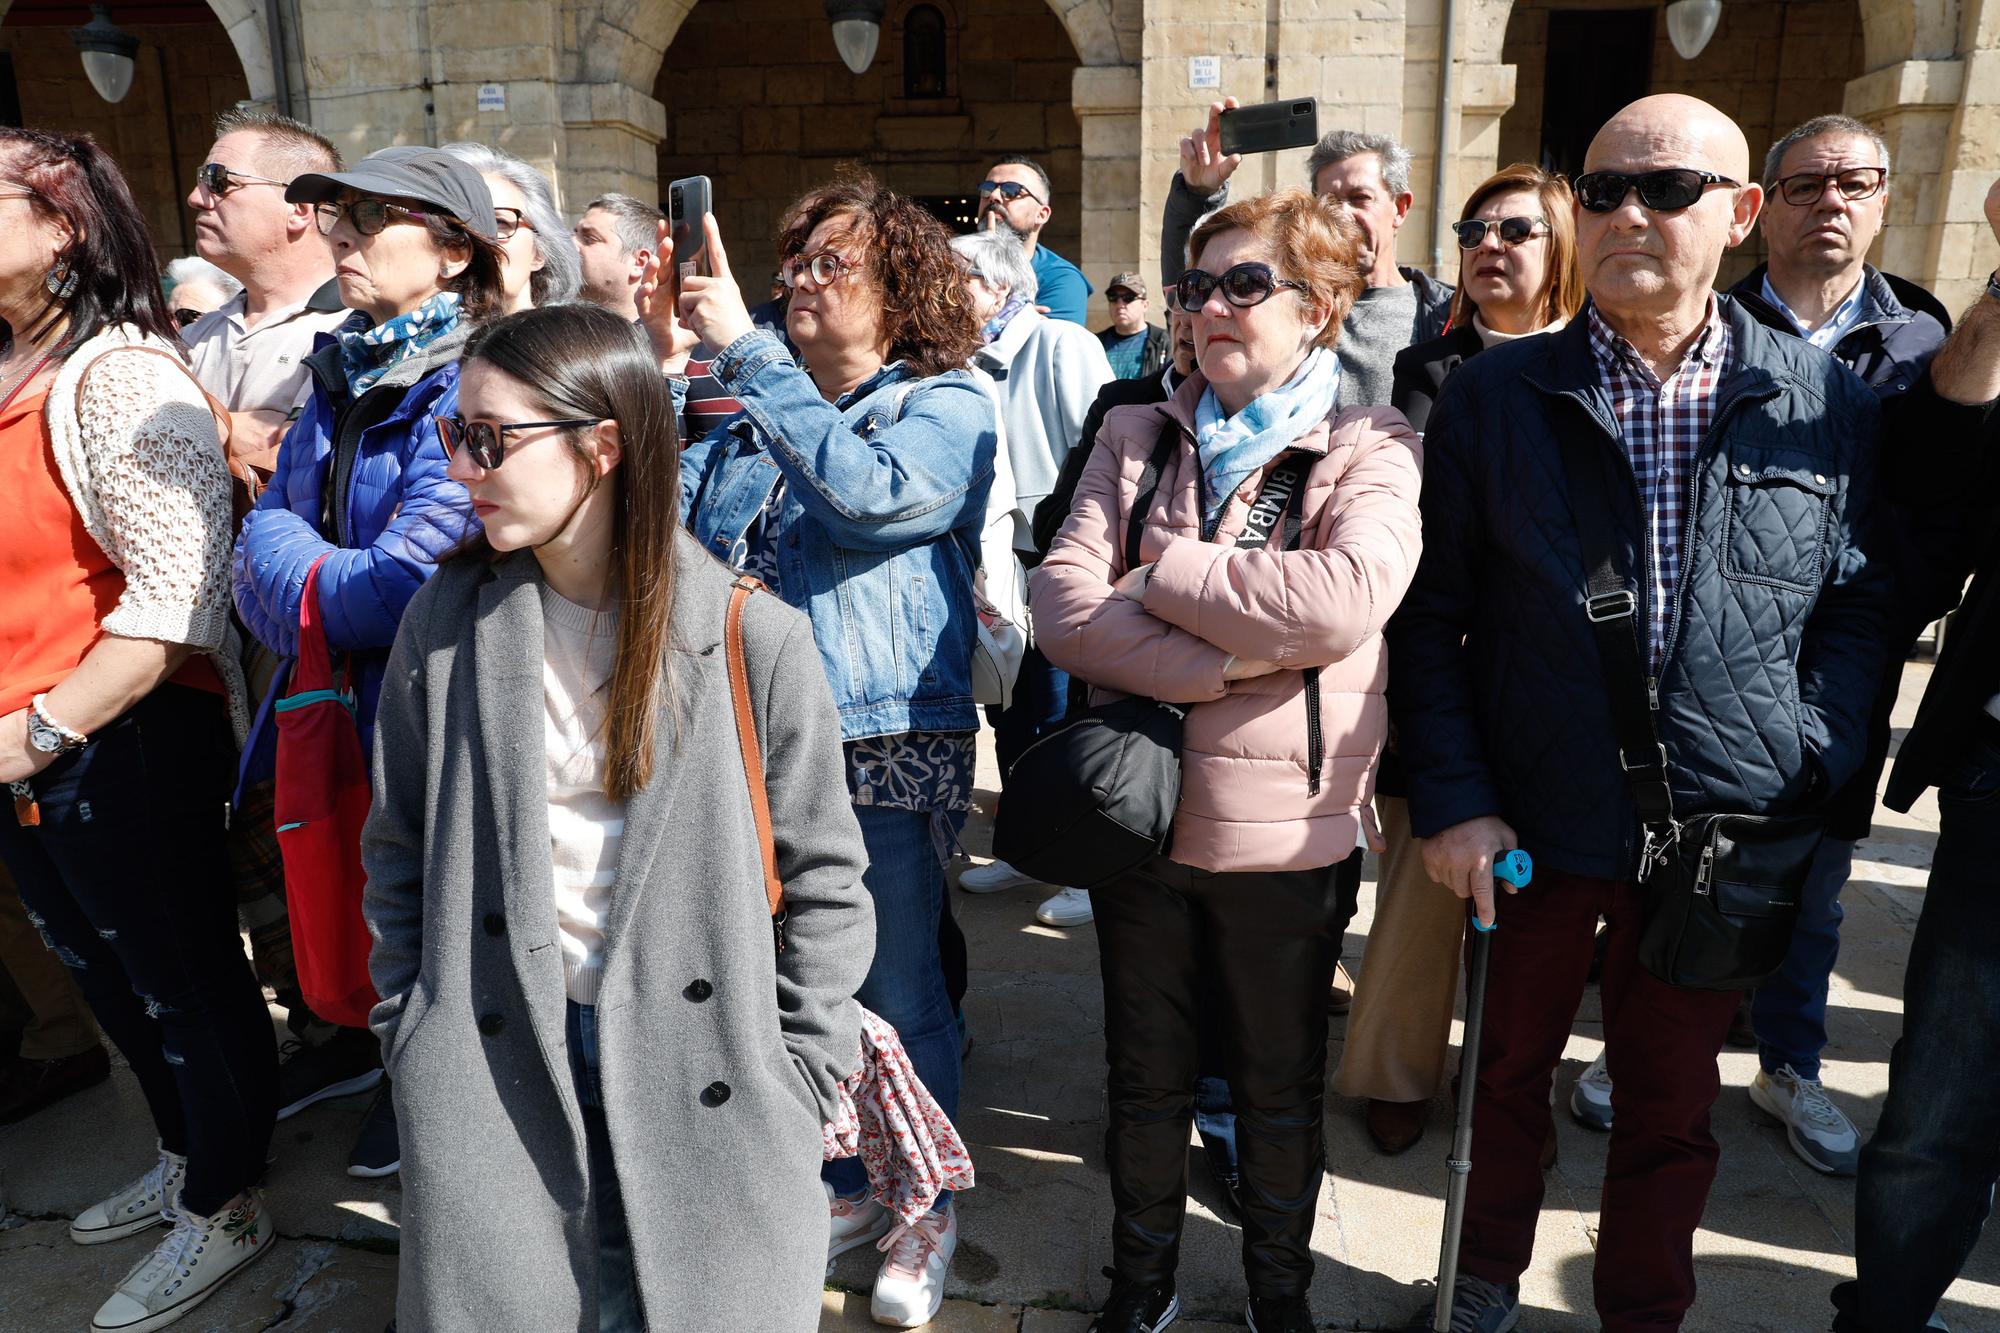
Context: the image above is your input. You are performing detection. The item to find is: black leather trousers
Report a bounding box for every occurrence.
[1091,851,1352,1297]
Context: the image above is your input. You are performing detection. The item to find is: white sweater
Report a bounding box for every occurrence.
[541,585,625,1004]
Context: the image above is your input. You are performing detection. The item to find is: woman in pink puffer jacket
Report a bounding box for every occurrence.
[1030,188,1422,1331]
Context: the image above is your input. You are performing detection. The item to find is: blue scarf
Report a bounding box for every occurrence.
[1193,347,1341,524]
[337,291,462,397]
[980,295,1029,345]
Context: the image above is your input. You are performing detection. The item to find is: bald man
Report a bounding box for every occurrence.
[1388,95,1894,1330]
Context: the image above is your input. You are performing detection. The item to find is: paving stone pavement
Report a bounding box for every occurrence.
[1,661,1995,1331]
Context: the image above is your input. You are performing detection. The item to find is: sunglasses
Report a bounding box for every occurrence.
[1772,166,1886,208]
[493,206,533,242]
[173,307,206,328]
[1452,215,1548,249]
[436,414,598,469]
[1105,289,1142,304]
[313,198,445,237]
[781,249,859,288]
[1573,169,1740,214]
[197,162,287,196]
[1175,262,1308,311]
[976,180,1043,206]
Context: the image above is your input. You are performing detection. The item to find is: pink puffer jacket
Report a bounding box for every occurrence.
[1031,372,1423,874]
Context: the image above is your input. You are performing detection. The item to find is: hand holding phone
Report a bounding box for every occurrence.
[668,175,714,279]
[674,213,754,354]
[1218,98,1320,157]
[1180,98,1242,194]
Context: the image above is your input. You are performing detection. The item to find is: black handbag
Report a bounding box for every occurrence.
[994,424,1312,888]
[1558,431,1820,991]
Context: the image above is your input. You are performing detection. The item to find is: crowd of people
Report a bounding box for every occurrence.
[0,83,1994,1333]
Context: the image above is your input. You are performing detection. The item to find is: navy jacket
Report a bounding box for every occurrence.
[1388,297,1896,879]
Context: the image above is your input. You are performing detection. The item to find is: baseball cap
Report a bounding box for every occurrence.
[286,146,499,241]
[1106,271,1147,299]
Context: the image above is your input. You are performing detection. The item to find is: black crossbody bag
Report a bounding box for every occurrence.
[994,424,1312,888]
[1558,431,1820,991]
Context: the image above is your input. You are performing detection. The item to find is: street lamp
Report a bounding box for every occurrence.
[1664,0,1722,60]
[72,5,139,104]
[823,0,886,75]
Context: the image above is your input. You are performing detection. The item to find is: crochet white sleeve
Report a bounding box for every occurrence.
[73,348,234,650]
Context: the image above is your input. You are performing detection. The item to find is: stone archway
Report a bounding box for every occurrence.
[0,0,270,100]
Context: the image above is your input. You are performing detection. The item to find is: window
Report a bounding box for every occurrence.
[1538,11,1654,179]
[903,4,948,99]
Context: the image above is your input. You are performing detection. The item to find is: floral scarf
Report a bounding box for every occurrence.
[979,295,1029,345]
[337,291,463,397]
[1193,346,1341,525]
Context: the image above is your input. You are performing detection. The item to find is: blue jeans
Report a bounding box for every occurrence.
[825,806,961,1202]
[567,1002,642,1332]
[1831,720,2000,1333]
[988,644,1071,779]
[1752,835,1854,1078]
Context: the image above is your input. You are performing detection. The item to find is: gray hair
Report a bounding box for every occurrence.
[163,255,241,300]
[1306,129,1413,198]
[1763,114,1891,186]
[440,142,582,307]
[950,230,1038,301]
[583,193,666,260]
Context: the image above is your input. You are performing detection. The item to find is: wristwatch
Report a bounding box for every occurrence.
[1986,269,2000,303]
[26,695,87,756]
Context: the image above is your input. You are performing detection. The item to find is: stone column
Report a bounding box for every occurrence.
[1074,64,1142,306]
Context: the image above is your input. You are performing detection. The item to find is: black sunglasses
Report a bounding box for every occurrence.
[1452,215,1548,249]
[1175,262,1308,311]
[437,414,598,469]
[314,198,447,237]
[197,162,287,196]
[173,307,206,328]
[1574,169,1740,214]
[1773,167,1887,208]
[1105,288,1142,303]
[976,180,1042,206]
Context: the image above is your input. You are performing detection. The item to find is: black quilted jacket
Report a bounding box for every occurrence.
[1388,297,1896,880]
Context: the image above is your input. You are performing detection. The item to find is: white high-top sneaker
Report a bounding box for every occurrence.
[91,1190,274,1333]
[869,1200,956,1328]
[70,1147,186,1246]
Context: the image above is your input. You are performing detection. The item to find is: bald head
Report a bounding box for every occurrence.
[1585,94,1750,181]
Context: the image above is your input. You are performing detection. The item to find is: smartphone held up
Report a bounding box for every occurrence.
[1218,99,1320,156]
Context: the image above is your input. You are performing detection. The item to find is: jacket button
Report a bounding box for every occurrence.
[478,1013,504,1036]
[483,912,506,936]
[702,1080,731,1106]
[684,979,713,1002]
[1814,473,1828,484]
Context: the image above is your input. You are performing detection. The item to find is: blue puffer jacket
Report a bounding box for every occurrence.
[232,322,476,777]
[679,328,998,741]
[1388,297,1896,880]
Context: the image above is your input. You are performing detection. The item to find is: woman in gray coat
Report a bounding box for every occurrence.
[362,304,876,1332]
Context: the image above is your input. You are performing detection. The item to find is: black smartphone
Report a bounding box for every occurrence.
[667,175,713,279]
[1218,98,1320,156]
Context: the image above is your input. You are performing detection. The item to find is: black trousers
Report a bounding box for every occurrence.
[1091,850,1352,1297]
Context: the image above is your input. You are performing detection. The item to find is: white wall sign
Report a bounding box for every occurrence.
[477,83,506,113]
[1188,56,1220,89]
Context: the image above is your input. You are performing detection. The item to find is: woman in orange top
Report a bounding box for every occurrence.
[0,129,277,1333]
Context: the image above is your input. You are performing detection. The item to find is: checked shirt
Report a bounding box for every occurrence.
[1585,300,1735,665]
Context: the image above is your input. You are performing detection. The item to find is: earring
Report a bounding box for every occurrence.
[45,258,78,299]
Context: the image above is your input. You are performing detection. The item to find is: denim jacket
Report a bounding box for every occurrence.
[679,329,999,740]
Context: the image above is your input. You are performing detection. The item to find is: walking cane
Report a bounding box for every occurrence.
[1394,847,1534,1333]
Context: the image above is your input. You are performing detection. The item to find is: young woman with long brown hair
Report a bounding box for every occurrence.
[362,303,878,1332]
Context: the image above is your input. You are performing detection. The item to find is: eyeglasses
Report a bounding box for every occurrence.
[493,207,534,242]
[1105,289,1142,304]
[781,250,860,289]
[173,307,206,329]
[436,414,599,469]
[1175,262,1308,311]
[197,162,288,196]
[976,180,1043,206]
[313,198,443,237]
[1573,169,1740,214]
[1773,167,1887,208]
[1451,215,1549,249]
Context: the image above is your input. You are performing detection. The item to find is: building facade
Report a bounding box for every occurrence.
[3,0,1998,317]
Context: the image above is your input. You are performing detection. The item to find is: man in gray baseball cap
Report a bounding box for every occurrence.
[284,145,499,240]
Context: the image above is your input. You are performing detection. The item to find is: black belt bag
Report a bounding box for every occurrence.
[1559,433,1818,992]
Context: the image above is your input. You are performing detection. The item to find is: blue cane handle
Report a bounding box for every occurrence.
[1494,848,1533,889]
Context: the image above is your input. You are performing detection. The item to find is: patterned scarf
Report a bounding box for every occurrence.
[1193,346,1341,524]
[979,295,1029,345]
[337,291,462,397]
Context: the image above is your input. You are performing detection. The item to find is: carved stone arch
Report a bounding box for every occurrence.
[1045,0,1132,67]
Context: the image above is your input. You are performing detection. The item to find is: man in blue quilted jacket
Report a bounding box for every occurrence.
[1387,95,1895,1332]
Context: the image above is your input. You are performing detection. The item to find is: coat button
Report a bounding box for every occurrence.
[702,1080,731,1106]
[684,979,713,1002]
[483,912,506,936]
[478,1013,504,1036]
[1814,473,1828,484]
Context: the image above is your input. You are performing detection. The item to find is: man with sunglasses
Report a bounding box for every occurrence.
[977,156,1091,326]
[1095,271,1167,379]
[1390,94,1895,1332]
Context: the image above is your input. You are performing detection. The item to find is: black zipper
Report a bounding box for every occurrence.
[1303,666,1323,796]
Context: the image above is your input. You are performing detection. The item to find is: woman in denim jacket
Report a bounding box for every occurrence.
[654,175,996,1329]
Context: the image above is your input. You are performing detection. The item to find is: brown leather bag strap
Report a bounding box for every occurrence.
[724,575,786,938]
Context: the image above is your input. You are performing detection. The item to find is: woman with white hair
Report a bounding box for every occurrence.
[948,228,1113,929]
[162,255,242,327]
[441,142,581,312]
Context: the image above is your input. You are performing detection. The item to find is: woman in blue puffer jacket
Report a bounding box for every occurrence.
[232,146,505,1179]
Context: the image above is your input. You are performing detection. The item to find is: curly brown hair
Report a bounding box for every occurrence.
[776,173,980,376]
[1189,189,1365,350]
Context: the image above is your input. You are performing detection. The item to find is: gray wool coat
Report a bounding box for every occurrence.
[361,534,876,1333]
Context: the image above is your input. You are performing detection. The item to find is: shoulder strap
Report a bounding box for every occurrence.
[1126,419,1180,571]
[1554,432,1676,848]
[724,575,787,946]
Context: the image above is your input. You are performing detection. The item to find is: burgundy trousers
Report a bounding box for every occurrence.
[1457,868,1741,1331]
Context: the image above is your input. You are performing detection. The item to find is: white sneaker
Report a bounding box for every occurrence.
[869,1201,956,1327]
[1035,887,1093,927]
[71,1148,186,1246]
[1569,1050,1613,1132]
[828,1182,892,1262]
[1749,1064,1860,1175]
[956,860,1042,894]
[92,1190,274,1332]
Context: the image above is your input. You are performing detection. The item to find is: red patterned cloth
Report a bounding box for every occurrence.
[822,1007,974,1225]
